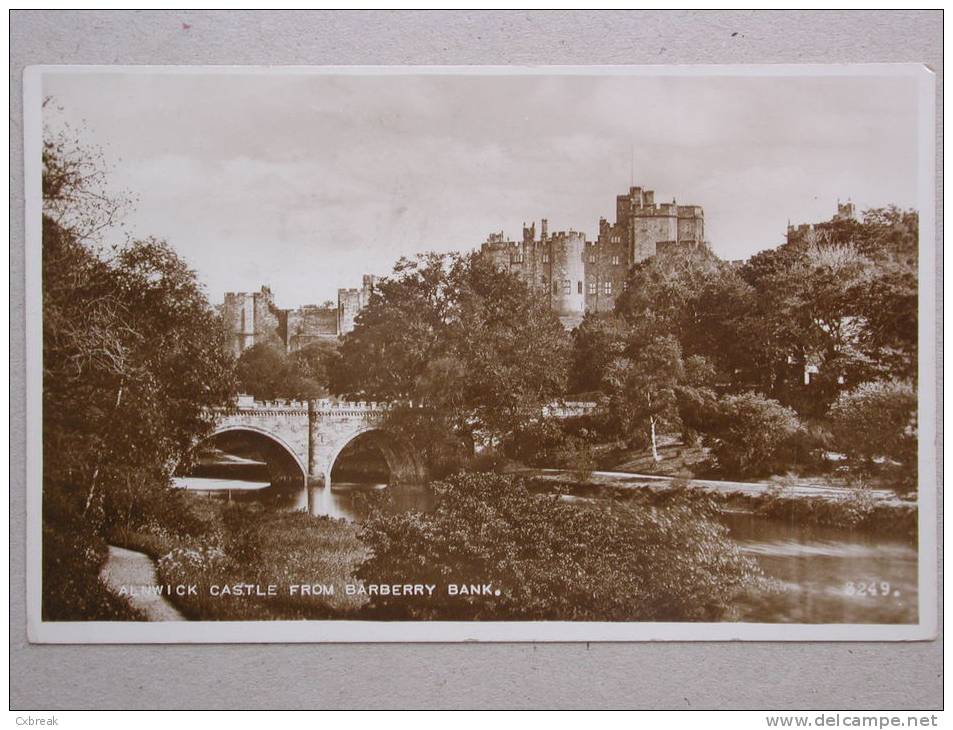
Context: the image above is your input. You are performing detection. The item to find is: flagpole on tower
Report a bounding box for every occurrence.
[630,142,634,187]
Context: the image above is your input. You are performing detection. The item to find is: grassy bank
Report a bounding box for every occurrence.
[527,477,918,541]
[108,493,367,620]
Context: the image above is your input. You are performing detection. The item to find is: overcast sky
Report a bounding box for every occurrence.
[42,70,920,309]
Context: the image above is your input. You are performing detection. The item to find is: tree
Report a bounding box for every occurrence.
[358,472,761,621]
[674,354,720,445]
[43,225,237,523]
[290,341,338,393]
[615,245,726,351]
[235,343,289,400]
[703,393,800,478]
[734,210,918,413]
[235,341,336,400]
[604,335,685,461]
[828,380,917,480]
[851,268,918,382]
[330,252,570,457]
[41,107,236,618]
[568,312,627,395]
[42,97,135,243]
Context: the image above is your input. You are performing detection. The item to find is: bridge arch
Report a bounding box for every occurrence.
[201,424,308,486]
[324,426,425,489]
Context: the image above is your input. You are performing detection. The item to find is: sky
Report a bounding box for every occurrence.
[42,70,921,310]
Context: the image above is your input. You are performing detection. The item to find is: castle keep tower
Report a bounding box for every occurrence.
[612,186,705,262]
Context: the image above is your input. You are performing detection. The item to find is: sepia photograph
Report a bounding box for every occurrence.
[24,64,937,643]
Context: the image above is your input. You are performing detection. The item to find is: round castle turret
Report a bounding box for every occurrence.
[548,230,587,327]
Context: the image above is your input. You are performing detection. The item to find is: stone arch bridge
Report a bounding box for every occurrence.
[206,396,426,488]
[203,396,596,489]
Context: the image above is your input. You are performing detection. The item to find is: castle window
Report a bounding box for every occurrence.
[603,281,613,295]
[622,280,628,291]
[512,254,524,264]
[577,281,583,294]
[587,282,596,295]
[543,252,550,263]
[562,280,571,294]
[553,281,558,294]
[611,235,621,243]
[587,253,596,264]
[612,255,621,265]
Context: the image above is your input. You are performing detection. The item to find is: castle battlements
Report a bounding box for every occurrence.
[222,274,376,358]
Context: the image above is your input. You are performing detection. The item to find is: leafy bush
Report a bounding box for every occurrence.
[829,380,917,477]
[358,472,761,621]
[142,498,368,620]
[704,393,800,477]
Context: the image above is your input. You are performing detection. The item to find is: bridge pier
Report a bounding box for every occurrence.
[307,400,321,485]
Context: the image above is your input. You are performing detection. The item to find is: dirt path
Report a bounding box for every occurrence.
[100,546,186,621]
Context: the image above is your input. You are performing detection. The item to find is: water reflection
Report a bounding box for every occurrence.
[175,476,434,522]
[722,511,918,624]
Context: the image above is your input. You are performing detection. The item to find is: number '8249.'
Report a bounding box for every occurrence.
[844,581,895,597]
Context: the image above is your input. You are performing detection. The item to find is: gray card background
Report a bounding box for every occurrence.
[10,9,943,710]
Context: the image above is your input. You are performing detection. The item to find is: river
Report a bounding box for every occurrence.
[175,472,918,624]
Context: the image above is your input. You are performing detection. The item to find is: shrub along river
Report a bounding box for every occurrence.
[176,460,918,625]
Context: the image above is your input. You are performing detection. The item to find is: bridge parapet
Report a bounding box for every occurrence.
[227,395,392,417]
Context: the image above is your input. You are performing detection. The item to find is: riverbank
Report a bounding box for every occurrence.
[108,493,367,620]
[522,470,918,540]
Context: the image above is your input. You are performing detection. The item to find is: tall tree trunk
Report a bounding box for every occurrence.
[83,380,124,516]
[650,415,660,462]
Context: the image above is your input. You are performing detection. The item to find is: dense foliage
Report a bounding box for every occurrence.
[358,472,762,621]
[235,340,337,400]
[330,252,570,468]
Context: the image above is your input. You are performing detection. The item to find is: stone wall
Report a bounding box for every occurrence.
[285,305,338,351]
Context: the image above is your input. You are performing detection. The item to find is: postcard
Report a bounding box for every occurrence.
[24,64,937,642]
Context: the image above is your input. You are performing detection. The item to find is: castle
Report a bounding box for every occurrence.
[222,183,707,355]
[221,275,376,358]
[479,184,706,327]
[785,200,858,245]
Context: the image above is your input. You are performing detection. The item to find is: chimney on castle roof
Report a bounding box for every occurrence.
[541,218,548,241]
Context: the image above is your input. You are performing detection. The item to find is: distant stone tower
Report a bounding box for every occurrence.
[834,200,858,222]
[613,186,705,262]
[337,274,377,335]
[221,286,284,358]
[548,230,587,328]
[787,199,859,245]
